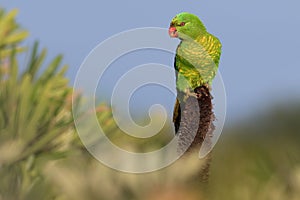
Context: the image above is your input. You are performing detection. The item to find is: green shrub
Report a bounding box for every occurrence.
[0,8,80,199]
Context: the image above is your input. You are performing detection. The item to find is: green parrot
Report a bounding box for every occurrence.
[169,12,222,133]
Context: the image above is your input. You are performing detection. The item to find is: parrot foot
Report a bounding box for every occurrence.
[183,88,199,100]
[203,83,212,91]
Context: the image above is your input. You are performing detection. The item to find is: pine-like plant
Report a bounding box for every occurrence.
[0,8,81,199]
[0,8,121,199]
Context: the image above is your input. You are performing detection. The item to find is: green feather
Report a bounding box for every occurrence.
[170,12,222,92]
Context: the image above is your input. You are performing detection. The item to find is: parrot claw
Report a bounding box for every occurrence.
[203,83,212,91]
[183,88,199,100]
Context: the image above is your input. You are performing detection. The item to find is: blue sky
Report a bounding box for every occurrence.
[1,0,300,123]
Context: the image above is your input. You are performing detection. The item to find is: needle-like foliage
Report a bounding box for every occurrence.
[0,8,80,199]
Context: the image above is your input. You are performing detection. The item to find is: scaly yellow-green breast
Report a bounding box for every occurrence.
[175,33,222,91]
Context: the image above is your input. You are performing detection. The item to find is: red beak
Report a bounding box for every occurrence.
[169,26,178,38]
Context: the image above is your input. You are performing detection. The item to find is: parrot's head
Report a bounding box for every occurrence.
[169,12,206,40]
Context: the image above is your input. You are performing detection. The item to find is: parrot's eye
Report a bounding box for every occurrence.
[180,22,186,26]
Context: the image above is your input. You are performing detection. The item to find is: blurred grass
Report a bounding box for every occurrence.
[209,102,300,200]
[41,104,300,200]
[1,7,300,200]
[38,104,300,200]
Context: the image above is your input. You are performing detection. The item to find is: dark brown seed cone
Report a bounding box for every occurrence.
[193,86,214,147]
[175,85,215,182]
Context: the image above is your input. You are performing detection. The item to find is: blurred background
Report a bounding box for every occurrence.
[0,1,299,199]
